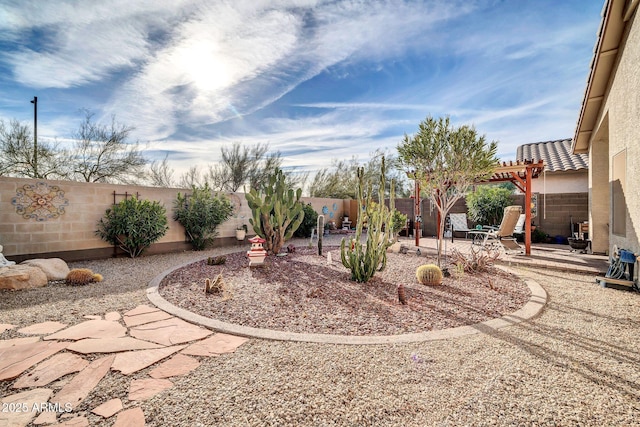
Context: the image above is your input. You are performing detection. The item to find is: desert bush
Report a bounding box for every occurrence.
[96,196,168,258]
[466,186,513,226]
[449,247,500,273]
[66,268,103,285]
[294,203,318,238]
[174,184,233,250]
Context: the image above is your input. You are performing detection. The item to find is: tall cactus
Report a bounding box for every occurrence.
[340,157,396,283]
[245,168,305,255]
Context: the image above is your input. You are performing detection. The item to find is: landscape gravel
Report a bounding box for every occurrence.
[1,236,639,426]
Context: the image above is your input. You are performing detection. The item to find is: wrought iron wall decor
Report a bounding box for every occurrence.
[12,182,69,221]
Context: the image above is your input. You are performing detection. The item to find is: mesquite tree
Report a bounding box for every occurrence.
[245,168,305,255]
[397,116,498,265]
[340,157,396,283]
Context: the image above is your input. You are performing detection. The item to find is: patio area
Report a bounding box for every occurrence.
[1,236,638,426]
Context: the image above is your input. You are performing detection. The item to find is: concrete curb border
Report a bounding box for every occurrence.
[147,259,547,345]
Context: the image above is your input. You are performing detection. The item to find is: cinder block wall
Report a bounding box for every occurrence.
[0,177,342,262]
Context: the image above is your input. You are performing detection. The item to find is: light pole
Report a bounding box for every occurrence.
[30,96,38,177]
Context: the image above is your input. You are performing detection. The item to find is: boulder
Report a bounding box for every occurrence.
[21,258,70,281]
[0,265,48,290]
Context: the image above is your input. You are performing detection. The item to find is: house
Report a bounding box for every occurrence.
[517,139,588,194]
[572,0,639,255]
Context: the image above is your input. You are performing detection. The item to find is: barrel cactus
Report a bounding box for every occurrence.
[416,264,443,285]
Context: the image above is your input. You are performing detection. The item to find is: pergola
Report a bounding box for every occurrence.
[410,159,544,256]
[478,159,545,256]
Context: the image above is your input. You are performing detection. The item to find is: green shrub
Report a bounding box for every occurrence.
[466,186,513,226]
[294,203,319,238]
[391,209,408,238]
[174,184,233,250]
[96,197,168,258]
[531,228,548,243]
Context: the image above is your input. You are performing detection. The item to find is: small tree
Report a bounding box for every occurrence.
[70,110,147,183]
[96,197,168,258]
[173,184,233,250]
[340,157,396,283]
[245,168,305,254]
[466,185,513,226]
[397,116,498,265]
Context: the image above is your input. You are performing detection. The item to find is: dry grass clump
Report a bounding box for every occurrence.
[66,268,103,286]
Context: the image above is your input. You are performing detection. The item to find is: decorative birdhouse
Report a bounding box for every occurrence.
[247,236,267,266]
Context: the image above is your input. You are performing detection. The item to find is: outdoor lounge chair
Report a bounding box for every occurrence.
[449,213,471,241]
[469,205,523,254]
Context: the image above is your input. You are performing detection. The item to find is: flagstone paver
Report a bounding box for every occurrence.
[0,387,53,427]
[0,336,41,349]
[33,409,58,425]
[54,416,89,426]
[181,333,249,356]
[13,353,89,389]
[128,378,173,401]
[122,310,173,327]
[104,311,121,321]
[149,353,201,379]
[66,337,163,354]
[112,407,146,427]
[82,315,102,320]
[0,341,69,381]
[50,355,115,410]
[18,321,68,335]
[0,323,15,333]
[91,398,123,418]
[123,304,161,317]
[44,319,127,341]
[111,345,186,375]
[129,317,212,346]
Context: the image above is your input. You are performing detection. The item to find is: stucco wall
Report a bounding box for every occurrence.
[593,10,640,255]
[0,176,343,262]
[530,170,588,194]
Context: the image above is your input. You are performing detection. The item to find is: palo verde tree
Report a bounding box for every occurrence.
[397,116,498,265]
[245,168,305,255]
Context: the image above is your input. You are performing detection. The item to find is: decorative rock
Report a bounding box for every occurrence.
[67,337,163,354]
[0,388,52,427]
[111,345,186,375]
[129,317,211,346]
[0,341,68,381]
[181,333,249,356]
[18,321,68,335]
[44,319,127,341]
[123,310,173,327]
[50,355,115,410]
[13,353,89,388]
[0,323,15,333]
[20,258,70,281]
[0,265,48,290]
[128,378,173,401]
[0,336,40,349]
[91,398,123,418]
[149,354,201,379]
[112,407,145,427]
[0,244,15,267]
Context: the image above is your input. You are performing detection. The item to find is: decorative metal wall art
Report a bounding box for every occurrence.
[11,182,69,221]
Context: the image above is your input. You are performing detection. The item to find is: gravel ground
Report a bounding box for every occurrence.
[2,236,640,426]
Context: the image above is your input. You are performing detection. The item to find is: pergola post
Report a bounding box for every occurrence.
[524,165,533,255]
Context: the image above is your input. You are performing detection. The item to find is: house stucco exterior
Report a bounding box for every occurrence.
[573,0,639,255]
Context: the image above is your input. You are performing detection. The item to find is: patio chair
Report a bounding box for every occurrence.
[449,213,471,241]
[469,205,523,254]
[513,214,526,235]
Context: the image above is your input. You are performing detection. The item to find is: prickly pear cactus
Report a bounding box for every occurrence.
[340,157,396,283]
[245,168,305,255]
[416,264,443,285]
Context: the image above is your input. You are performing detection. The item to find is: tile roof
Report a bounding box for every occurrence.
[516,139,588,172]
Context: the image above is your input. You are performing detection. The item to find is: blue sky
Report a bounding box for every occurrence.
[0,0,603,179]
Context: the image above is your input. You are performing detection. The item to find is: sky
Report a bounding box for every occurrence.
[0,0,604,181]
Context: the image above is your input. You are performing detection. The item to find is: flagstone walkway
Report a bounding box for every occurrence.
[0,305,248,427]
